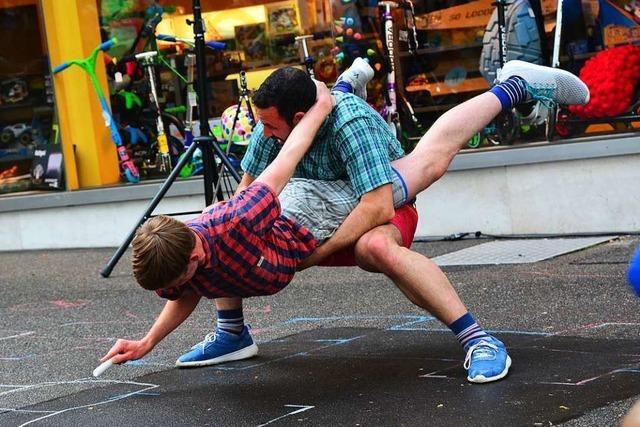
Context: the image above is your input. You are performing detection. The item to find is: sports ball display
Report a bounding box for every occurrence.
[221,104,254,143]
[570,45,640,119]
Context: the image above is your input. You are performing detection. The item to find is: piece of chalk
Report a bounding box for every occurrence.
[93,359,114,377]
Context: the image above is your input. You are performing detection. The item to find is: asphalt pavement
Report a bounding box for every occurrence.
[1,236,639,426]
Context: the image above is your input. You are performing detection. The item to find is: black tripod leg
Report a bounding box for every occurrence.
[100,142,199,278]
[206,137,242,182]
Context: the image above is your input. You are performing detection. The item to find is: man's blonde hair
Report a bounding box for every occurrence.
[131,215,195,290]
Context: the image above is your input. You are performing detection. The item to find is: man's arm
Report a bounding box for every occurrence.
[298,184,395,269]
[255,82,332,195]
[100,292,201,364]
[300,108,401,268]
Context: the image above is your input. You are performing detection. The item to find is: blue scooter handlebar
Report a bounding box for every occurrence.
[205,41,226,50]
[156,34,176,42]
[52,62,71,74]
[157,34,225,50]
[99,38,117,52]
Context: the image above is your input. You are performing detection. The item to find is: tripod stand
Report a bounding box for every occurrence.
[217,70,254,193]
[100,0,241,278]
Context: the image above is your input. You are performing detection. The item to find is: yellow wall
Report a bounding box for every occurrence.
[42,0,119,190]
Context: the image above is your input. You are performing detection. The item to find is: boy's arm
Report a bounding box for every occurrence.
[234,172,255,195]
[100,292,201,364]
[255,81,332,195]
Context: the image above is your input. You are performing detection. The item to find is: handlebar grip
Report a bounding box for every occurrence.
[157,34,177,42]
[99,38,117,51]
[52,62,71,74]
[206,41,226,50]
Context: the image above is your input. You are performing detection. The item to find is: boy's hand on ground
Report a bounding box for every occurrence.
[101,338,153,364]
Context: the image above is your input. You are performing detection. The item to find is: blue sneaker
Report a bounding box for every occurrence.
[175,326,258,367]
[463,336,512,383]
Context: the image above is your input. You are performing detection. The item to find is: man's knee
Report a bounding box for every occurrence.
[354,227,403,272]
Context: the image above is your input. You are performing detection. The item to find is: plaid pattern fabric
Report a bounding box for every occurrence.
[241,92,405,198]
[279,169,409,243]
[156,183,317,300]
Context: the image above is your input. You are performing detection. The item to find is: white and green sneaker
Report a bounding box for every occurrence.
[497,60,590,106]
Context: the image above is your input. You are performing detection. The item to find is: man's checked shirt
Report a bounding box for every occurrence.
[156,183,317,300]
[241,92,405,198]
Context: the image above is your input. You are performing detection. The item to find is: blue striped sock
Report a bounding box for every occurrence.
[216,308,244,335]
[332,81,354,94]
[489,76,528,111]
[449,312,490,352]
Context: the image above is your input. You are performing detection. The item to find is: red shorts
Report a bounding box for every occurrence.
[318,203,419,267]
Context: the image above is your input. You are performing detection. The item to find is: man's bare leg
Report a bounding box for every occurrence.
[391,93,502,198]
[354,225,467,324]
[393,61,590,200]
[354,220,512,384]
[353,62,590,383]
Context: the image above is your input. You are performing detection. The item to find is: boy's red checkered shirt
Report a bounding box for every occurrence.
[156,182,317,300]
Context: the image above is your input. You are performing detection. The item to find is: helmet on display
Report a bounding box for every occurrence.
[221,104,254,144]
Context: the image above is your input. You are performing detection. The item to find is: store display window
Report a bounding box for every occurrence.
[330,0,640,151]
[92,0,334,185]
[0,1,62,195]
[4,0,637,197]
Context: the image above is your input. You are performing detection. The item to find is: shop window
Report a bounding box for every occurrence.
[94,0,334,184]
[0,0,62,195]
[330,0,640,151]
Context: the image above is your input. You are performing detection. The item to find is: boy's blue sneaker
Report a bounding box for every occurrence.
[175,326,258,367]
[463,336,512,383]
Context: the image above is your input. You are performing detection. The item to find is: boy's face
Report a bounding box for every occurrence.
[164,257,199,289]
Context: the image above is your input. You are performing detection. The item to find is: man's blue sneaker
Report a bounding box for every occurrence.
[175,326,258,367]
[463,336,512,383]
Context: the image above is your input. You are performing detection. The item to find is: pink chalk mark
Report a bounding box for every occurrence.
[245,305,272,314]
[50,299,90,309]
[125,310,139,319]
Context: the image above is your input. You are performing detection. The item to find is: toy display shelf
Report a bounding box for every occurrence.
[398,41,482,58]
[405,76,489,97]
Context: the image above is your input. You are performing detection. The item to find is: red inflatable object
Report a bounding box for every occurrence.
[569,45,640,119]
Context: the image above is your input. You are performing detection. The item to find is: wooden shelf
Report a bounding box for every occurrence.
[413,103,458,113]
[399,42,483,58]
[406,77,489,97]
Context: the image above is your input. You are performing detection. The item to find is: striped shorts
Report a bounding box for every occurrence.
[279,167,408,244]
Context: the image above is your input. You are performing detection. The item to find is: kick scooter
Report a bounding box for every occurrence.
[53,38,140,183]
[135,50,172,173]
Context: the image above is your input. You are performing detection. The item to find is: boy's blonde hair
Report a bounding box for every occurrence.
[131,215,195,290]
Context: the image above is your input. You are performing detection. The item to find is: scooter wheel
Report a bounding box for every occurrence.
[467,132,482,148]
[124,168,140,184]
[496,109,520,145]
[555,110,586,138]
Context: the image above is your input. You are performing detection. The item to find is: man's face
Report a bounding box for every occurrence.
[256,106,293,142]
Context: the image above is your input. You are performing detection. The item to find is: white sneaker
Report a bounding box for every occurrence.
[497,60,590,106]
[335,57,374,100]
